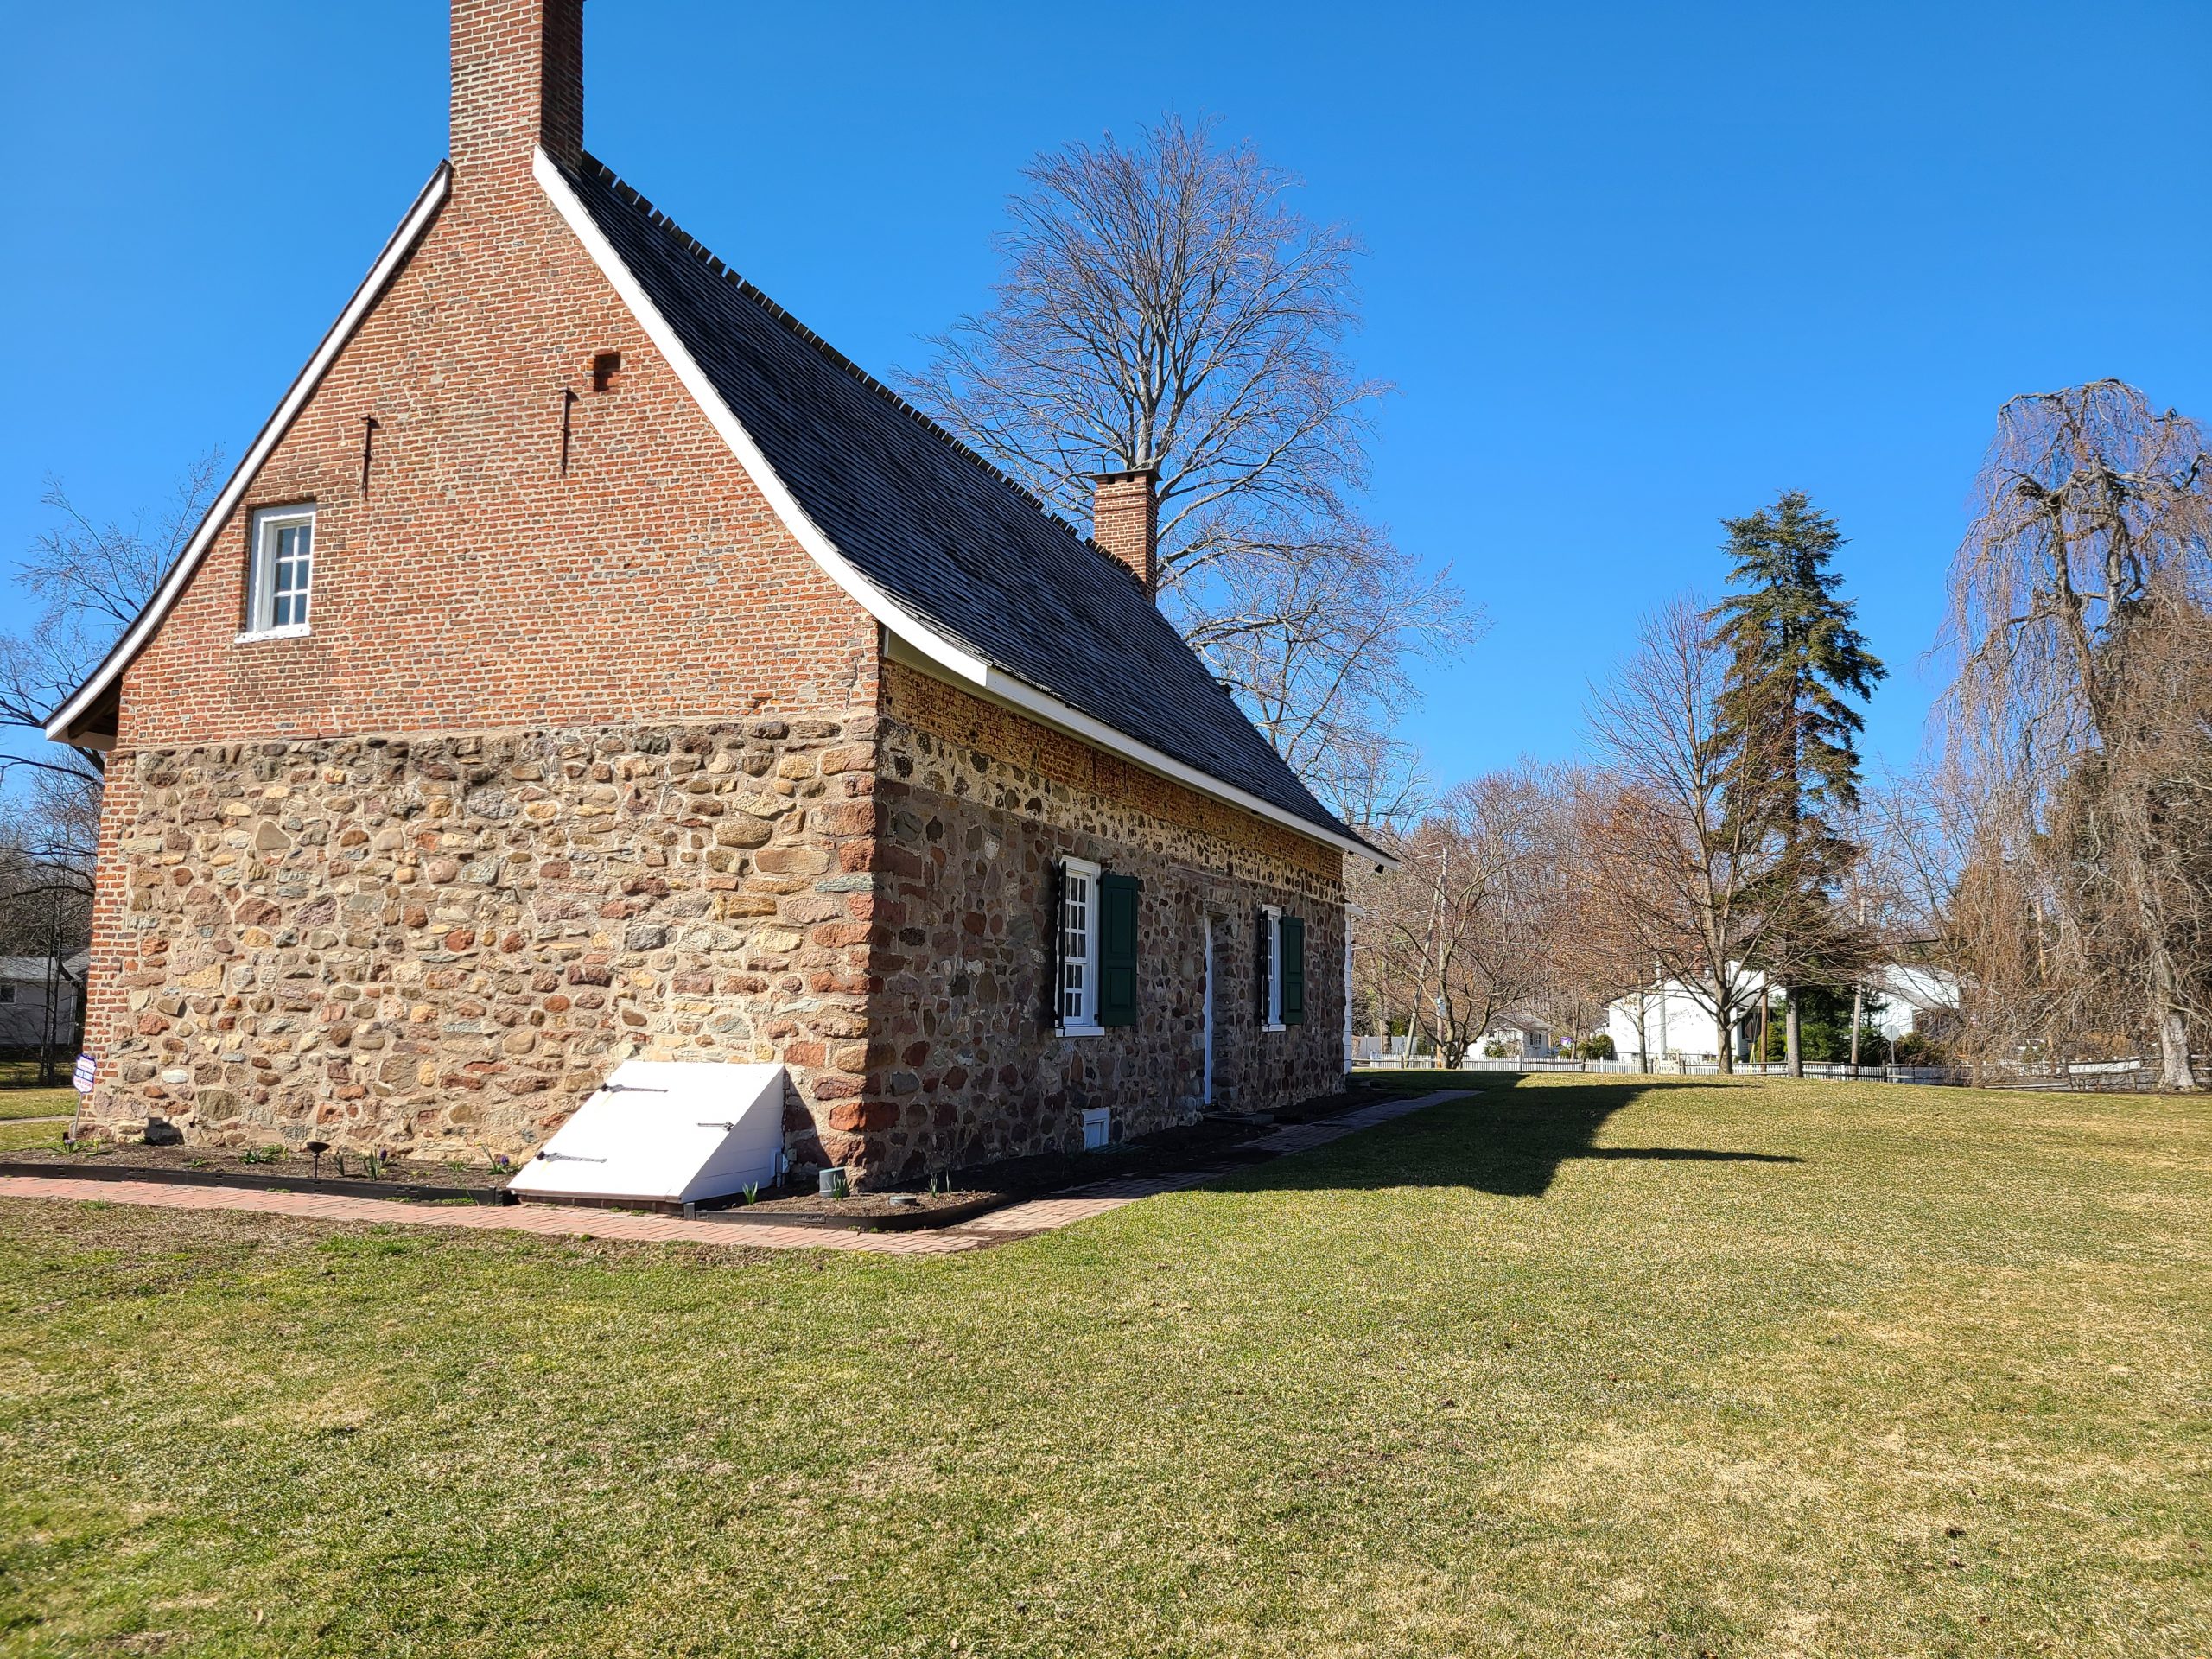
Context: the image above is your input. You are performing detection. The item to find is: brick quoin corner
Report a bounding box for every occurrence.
[63,0,1358,1187]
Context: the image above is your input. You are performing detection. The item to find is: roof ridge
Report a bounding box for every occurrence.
[573,154,1098,550]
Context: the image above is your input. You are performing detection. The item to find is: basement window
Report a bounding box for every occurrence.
[592,351,623,392]
[241,505,315,639]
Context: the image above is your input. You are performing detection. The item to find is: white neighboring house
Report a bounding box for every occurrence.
[1472,1016,1555,1060]
[1605,976,1755,1066]
[1604,963,1961,1065]
[1865,963,1961,1044]
[0,955,86,1051]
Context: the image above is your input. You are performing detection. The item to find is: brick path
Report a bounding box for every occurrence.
[0,1090,1467,1256]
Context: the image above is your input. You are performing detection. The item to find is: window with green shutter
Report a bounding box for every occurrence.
[1281,913,1306,1027]
[1098,872,1140,1027]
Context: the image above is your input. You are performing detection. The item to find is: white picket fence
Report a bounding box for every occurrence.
[1350,1054,2205,1092]
[1352,1055,1968,1085]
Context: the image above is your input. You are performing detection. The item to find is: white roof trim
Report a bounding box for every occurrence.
[534,149,1389,870]
[45,163,454,748]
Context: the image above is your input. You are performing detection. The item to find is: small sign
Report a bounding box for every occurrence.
[71,1053,96,1094]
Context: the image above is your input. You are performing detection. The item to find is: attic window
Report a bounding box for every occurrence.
[242,505,315,639]
[591,351,623,392]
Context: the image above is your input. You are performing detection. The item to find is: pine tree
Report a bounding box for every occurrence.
[1708,490,1887,1075]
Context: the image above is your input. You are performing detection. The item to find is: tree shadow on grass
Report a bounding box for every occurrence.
[1257,1077,1802,1199]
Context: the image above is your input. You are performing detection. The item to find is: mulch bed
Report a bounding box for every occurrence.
[0,1141,515,1204]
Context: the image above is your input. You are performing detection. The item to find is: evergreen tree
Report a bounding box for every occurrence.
[1708,490,1887,1075]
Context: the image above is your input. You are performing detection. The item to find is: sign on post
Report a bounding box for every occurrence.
[71,1053,95,1094]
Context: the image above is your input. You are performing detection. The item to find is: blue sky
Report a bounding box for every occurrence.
[6,0,2209,789]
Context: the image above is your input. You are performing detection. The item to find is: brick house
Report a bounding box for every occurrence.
[46,0,1385,1186]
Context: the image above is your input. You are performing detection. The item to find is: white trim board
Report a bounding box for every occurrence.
[45,164,453,748]
[534,149,1391,871]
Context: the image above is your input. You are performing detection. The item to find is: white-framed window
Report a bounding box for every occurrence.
[1059,856,1102,1034]
[1262,905,1286,1031]
[243,505,315,638]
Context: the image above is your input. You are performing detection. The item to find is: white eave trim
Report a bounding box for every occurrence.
[44,162,453,748]
[534,149,1394,872]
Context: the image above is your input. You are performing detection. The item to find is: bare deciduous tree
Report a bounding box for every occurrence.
[1,458,220,888]
[1583,598,1804,1072]
[905,115,1474,814]
[1366,768,1571,1065]
[1941,380,2211,1089]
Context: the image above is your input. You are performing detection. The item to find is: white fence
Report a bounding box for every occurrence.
[1351,1054,1968,1085]
[1350,1054,2209,1092]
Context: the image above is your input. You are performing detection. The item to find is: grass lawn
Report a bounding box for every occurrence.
[0,1086,75,1123]
[0,1118,69,1154]
[0,1077,2204,1657]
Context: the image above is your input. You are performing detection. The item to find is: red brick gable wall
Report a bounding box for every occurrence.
[113,165,876,750]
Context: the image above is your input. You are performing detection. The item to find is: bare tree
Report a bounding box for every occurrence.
[1583,598,1802,1072]
[904,115,1474,812]
[2,458,220,885]
[1941,380,2210,1089]
[1369,768,1569,1065]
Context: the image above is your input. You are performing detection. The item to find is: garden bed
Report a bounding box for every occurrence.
[0,1141,515,1204]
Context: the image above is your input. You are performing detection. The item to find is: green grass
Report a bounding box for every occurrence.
[0,1076,2204,1657]
[0,1118,68,1154]
[0,1087,75,1122]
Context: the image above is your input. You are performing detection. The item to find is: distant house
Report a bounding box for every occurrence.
[1864,964,1961,1046]
[1605,975,1754,1066]
[1603,965,1960,1066]
[1474,1016,1555,1060]
[0,955,86,1053]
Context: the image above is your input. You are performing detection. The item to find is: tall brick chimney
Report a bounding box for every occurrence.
[450,0,584,178]
[1090,465,1161,601]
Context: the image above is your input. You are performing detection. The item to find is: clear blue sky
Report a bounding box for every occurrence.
[6,1,2209,788]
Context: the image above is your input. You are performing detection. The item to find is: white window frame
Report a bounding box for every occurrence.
[241,505,316,640]
[1058,856,1103,1036]
[1262,905,1286,1032]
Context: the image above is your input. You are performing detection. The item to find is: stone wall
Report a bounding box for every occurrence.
[859,661,1347,1180]
[79,718,879,1165]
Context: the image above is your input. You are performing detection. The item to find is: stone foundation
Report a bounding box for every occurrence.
[81,717,877,1166]
[862,662,1347,1179]
[79,674,1353,1189]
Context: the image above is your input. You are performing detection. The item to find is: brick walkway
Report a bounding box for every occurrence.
[0,1090,1467,1256]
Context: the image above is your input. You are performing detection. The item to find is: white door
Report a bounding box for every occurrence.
[1202,916,1216,1107]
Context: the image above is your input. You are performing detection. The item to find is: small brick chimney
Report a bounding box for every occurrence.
[451,0,584,179]
[1090,465,1161,601]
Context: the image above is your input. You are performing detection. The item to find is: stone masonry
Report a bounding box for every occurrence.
[85,718,878,1169]
[861,661,1346,1179]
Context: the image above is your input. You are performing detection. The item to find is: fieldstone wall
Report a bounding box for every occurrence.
[79,718,880,1165]
[862,661,1348,1179]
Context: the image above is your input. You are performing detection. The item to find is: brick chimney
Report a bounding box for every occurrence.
[451,0,584,179]
[1090,465,1161,601]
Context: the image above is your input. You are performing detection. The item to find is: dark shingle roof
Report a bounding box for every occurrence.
[560,156,1357,849]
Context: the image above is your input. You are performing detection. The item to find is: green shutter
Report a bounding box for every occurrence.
[1281,913,1306,1027]
[1098,873,1140,1027]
